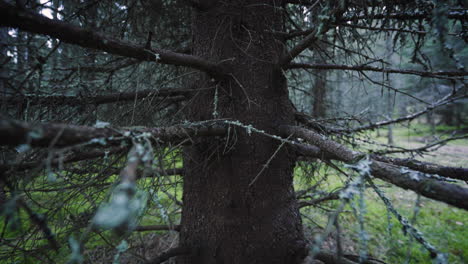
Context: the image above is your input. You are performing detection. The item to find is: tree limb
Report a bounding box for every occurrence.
[287,63,467,78]
[284,126,468,210]
[0,118,226,148]
[0,1,223,76]
[371,155,468,182]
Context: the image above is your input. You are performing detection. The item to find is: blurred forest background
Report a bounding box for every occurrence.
[0,0,467,264]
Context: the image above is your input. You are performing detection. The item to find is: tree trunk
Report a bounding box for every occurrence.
[386,92,394,146]
[311,41,328,118]
[179,1,306,263]
[312,71,327,118]
[0,27,8,109]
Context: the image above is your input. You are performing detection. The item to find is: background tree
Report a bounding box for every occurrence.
[0,0,467,263]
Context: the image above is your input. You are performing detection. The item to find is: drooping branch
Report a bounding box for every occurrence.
[287,63,467,78]
[0,1,223,76]
[283,126,468,210]
[3,88,196,106]
[0,118,226,148]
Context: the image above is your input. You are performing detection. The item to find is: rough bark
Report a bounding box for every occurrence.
[179,1,306,263]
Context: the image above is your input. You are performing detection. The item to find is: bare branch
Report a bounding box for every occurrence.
[287,63,467,78]
[295,92,465,135]
[0,118,226,148]
[0,1,223,76]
